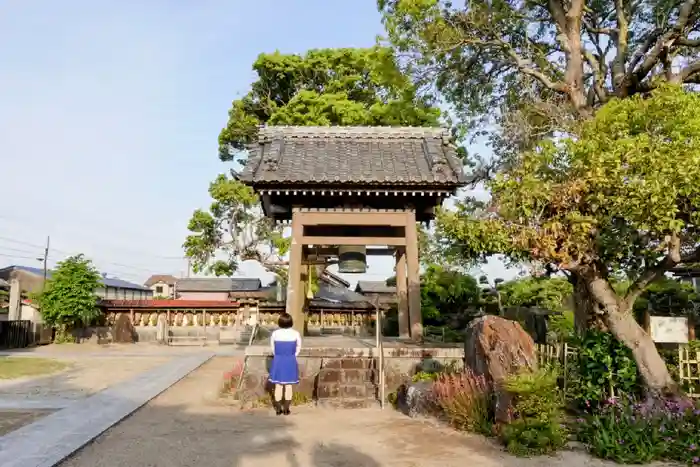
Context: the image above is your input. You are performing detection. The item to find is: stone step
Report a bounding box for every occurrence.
[316,398,378,409]
[317,368,376,385]
[316,382,377,399]
[322,358,376,370]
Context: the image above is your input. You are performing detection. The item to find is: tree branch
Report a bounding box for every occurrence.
[504,49,568,93]
[632,0,698,85]
[672,59,700,83]
[677,37,700,47]
[623,235,682,308]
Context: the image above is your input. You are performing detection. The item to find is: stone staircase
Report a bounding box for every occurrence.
[316,358,378,408]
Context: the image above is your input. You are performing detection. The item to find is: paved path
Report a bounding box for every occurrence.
[60,357,629,467]
[0,353,213,467]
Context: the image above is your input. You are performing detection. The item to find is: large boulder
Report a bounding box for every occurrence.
[113,313,136,343]
[396,381,433,418]
[464,315,537,423]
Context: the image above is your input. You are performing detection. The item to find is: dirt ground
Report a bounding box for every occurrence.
[60,358,646,467]
[0,356,170,400]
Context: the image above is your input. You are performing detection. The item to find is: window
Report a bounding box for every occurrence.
[155,286,163,294]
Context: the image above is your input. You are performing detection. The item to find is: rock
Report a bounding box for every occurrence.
[397,381,433,418]
[156,315,168,344]
[113,313,136,343]
[464,315,537,423]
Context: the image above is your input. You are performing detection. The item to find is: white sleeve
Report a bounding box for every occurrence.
[295,331,302,356]
[270,330,276,355]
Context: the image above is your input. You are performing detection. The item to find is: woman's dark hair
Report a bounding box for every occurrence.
[277,312,293,329]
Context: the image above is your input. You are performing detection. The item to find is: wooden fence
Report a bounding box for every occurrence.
[536,342,700,398]
[0,320,32,349]
[678,346,700,398]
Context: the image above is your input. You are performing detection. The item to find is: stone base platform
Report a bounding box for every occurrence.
[237,343,464,407]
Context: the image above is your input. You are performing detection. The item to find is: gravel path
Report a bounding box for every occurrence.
[0,356,170,401]
[60,357,641,467]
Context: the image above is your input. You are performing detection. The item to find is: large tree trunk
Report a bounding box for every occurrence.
[576,269,679,398]
[603,307,679,397]
[570,274,606,332]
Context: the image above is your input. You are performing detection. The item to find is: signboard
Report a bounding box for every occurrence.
[650,316,689,344]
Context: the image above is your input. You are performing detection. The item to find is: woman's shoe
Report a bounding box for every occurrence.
[273,401,283,415]
[282,400,291,415]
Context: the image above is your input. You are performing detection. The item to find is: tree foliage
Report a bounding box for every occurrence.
[499,277,573,312]
[33,255,102,336]
[379,0,700,179]
[436,86,700,394]
[386,264,480,321]
[185,47,445,276]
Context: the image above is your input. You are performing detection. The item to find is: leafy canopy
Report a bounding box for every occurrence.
[437,86,700,304]
[33,254,102,329]
[379,0,700,179]
[499,277,573,312]
[387,264,480,321]
[185,47,445,276]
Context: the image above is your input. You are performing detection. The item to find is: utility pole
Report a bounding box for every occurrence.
[41,236,50,290]
[186,258,191,278]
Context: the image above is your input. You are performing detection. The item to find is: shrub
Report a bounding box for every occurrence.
[500,368,567,456]
[568,330,642,410]
[576,397,700,465]
[430,370,493,434]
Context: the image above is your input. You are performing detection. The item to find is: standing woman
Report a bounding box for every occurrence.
[269,312,301,415]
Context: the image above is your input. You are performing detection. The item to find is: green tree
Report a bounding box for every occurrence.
[387,264,480,322]
[184,47,445,276]
[499,277,573,312]
[436,86,700,396]
[33,254,102,342]
[379,0,700,178]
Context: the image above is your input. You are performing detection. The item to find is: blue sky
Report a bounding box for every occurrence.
[0,1,517,287]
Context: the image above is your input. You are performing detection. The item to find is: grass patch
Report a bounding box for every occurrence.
[0,357,68,379]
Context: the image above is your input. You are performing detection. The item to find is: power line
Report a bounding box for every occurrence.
[0,216,186,261]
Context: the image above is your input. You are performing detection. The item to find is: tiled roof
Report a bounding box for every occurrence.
[0,265,150,291]
[238,126,466,186]
[355,280,396,294]
[100,299,240,309]
[144,274,178,287]
[175,278,262,292]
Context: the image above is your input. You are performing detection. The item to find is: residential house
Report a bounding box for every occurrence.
[144,274,177,298]
[174,278,263,301]
[354,280,397,309]
[0,265,153,301]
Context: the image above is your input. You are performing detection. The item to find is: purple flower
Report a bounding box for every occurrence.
[690,444,697,451]
[694,457,699,464]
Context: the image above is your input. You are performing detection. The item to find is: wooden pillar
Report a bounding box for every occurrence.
[405,211,422,340]
[286,211,304,335]
[395,247,409,339]
[166,309,171,326]
[129,308,134,325]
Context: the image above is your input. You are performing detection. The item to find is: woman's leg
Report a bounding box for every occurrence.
[282,384,293,414]
[274,384,284,401]
[273,384,284,414]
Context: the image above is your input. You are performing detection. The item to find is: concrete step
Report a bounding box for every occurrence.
[318,368,376,385]
[316,382,377,399]
[316,398,378,409]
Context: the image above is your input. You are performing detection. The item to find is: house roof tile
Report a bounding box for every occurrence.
[175,278,262,293]
[238,126,466,187]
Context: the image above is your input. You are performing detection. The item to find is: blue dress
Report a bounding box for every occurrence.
[269,329,300,384]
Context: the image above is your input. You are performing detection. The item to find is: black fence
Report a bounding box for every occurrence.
[0,320,32,349]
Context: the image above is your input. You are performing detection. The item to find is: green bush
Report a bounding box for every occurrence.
[575,398,700,465]
[567,330,642,410]
[500,368,567,456]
